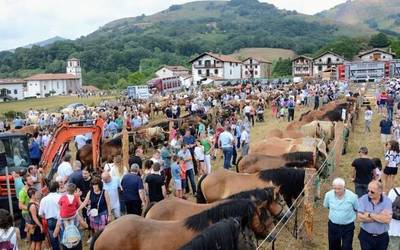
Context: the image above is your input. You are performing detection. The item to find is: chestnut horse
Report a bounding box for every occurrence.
[144,187,290,223]
[91,199,275,250]
[196,168,306,207]
[237,152,315,174]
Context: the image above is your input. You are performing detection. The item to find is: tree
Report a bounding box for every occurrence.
[272,58,292,77]
[369,32,390,48]
[45,59,66,73]
[127,72,146,85]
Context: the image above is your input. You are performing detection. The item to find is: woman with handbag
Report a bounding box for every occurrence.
[80,177,112,237]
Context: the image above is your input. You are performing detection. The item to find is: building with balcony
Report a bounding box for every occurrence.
[358,48,396,62]
[313,52,346,79]
[0,79,26,101]
[292,56,313,78]
[242,57,272,79]
[189,52,242,84]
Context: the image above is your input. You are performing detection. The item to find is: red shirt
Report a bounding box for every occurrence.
[58,194,79,218]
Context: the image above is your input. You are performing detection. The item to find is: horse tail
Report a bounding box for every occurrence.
[143,202,157,218]
[196,174,208,204]
[90,229,104,250]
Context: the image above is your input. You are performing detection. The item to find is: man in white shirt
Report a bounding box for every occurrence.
[39,181,61,250]
[41,131,51,148]
[194,140,206,175]
[240,126,250,157]
[57,154,73,180]
[102,171,121,218]
[218,126,234,170]
[75,134,87,150]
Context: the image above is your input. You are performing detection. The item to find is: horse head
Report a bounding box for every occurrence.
[250,200,276,239]
[262,187,291,223]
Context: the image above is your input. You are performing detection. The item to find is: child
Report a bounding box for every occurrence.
[279,106,287,120]
[171,155,182,198]
[53,183,87,238]
[372,157,383,182]
[179,157,187,199]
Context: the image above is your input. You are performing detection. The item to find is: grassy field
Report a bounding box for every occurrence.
[229,47,296,62]
[0,96,115,116]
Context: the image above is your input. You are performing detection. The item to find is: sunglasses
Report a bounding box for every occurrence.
[368,190,376,194]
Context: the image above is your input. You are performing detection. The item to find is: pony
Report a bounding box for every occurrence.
[144,187,290,223]
[237,152,314,174]
[91,199,275,250]
[179,218,260,250]
[197,168,305,207]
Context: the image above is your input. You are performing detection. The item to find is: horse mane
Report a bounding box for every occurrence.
[179,218,242,250]
[258,168,305,206]
[282,151,314,167]
[299,110,311,121]
[226,188,274,204]
[105,137,122,146]
[184,199,255,232]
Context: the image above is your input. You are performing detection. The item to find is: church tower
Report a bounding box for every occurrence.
[66,58,82,88]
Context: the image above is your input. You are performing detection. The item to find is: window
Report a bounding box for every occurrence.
[383,56,386,59]
[255,71,258,75]
[14,89,17,94]
[57,82,59,89]
[230,70,232,75]
[319,59,322,62]
[198,60,202,65]
[198,70,202,75]
[44,85,46,90]
[230,62,232,66]
[318,66,322,71]
[7,90,11,94]
[214,69,218,75]
[336,58,340,62]
[236,63,238,66]
[245,65,248,69]
[245,71,248,75]
[255,65,258,69]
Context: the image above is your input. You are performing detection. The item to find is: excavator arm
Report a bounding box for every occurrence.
[40,119,105,179]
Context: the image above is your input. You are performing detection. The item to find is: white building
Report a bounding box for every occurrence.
[358,48,396,62]
[0,79,26,101]
[242,57,272,79]
[292,56,313,78]
[190,52,242,84]
[66,58,82,87]
[155,65,190,78]
[25,58,82,98]
[313,52,346,78]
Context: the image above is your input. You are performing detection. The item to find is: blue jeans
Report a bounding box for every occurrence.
[355,183,368,198]
[328,221,354,250]
[222,147,233,169]
[47,218,60,250]
[185,168,197,194]
[388,107,394,120]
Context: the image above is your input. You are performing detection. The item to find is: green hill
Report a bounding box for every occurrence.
[0,0,374,88]
[317,0,400,34]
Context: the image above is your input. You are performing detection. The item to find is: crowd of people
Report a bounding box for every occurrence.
[0,80,354,250]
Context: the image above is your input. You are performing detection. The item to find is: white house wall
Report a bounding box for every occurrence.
[223,62,241,79]
[361,53,394,62]
[26,80,41,97]
[0,84,24,100]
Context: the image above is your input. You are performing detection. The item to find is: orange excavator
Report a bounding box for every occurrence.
[40,118,105,181]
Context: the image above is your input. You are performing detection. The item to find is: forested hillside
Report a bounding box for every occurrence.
[0,0,387,88]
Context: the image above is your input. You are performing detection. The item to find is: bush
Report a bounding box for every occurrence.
[3,111,25,119]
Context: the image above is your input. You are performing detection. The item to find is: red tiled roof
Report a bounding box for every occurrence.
[81,85,99,91]
[25,73,78,81]
[0,78,26,85]
[189,52,242,63]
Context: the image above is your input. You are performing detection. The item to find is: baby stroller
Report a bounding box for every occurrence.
[256,106,264,122]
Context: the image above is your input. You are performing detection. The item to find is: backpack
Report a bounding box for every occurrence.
[392,188,400,220]
[0,228,15,250]
[61,221,81,248]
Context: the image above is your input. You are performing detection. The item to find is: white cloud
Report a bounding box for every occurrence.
[0,0,346,51]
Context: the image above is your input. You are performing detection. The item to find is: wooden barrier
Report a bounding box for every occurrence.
[304,168,316,240]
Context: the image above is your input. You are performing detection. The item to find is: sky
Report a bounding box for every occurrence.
[0,0,347,51]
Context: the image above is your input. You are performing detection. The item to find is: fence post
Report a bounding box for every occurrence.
[304,168,316,240]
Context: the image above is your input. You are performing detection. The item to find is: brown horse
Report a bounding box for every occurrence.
[91,199,275,250]
[196,168,306,207]
[237,152,315,174]
[10,125,39,136]
[144,187,290,223]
